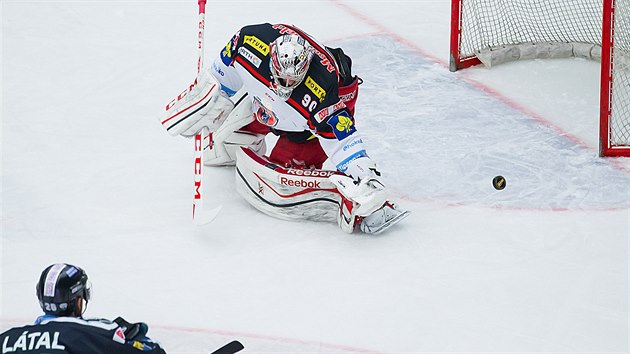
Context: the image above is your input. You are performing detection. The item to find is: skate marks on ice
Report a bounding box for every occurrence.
[335,35,629,211]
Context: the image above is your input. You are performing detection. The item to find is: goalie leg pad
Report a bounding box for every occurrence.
[337,196,362,233]
[235,147,342,222]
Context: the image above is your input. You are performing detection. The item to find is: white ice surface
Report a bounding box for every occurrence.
[2,1,629,353]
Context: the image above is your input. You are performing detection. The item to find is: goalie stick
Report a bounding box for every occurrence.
[192,0,221,225]
[210,340,244,354]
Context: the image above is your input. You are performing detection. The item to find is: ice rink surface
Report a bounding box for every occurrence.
[2,1,629,353]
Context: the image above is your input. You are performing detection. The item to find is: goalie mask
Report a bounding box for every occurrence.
[269,34,313,100]
[36,263,92,316]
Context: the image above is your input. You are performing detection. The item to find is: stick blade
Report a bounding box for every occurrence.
[210,340,244,354]
[193,205,222,225]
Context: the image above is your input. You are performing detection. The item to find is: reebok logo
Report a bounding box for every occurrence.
[286,170,336,177]
[280,177,321,189]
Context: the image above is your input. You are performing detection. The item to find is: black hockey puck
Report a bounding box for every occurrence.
[492,175,506,190]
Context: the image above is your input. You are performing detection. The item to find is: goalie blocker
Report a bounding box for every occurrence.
[235,147,409,234]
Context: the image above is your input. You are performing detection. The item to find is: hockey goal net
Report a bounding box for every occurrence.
[450,0,630,157]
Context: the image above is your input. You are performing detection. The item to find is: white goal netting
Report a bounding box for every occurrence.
[610,0,630,147]
[457,0,630,151]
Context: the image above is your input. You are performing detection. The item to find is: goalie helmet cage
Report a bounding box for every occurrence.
[449,0,630,157]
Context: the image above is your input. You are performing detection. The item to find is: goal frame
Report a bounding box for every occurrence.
[449,0,630,157]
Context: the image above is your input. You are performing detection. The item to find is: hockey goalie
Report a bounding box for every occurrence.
[159,23,409,234]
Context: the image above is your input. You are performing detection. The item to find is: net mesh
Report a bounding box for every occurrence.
[458,0,630,149]
[610,0,630,146]
[459,0,603,56]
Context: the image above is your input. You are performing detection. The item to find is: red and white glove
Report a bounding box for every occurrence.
[159,69,234,137]
[329,157,387,233]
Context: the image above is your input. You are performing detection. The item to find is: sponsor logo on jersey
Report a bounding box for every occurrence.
[314,100,346,123]
[336,150,368,173]
[305,76,326,102]
[311,48,337,73]
[244,35,269,56]
[273,24,299,36]
[342,138,363,151]
[238,47,262,68]
[339,91,355,103]
[212,61,225,76]
[132,341,149,350]
[327,109,356,140]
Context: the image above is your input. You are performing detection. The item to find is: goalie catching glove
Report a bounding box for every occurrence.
[330,157,410,234]
[159,69,234,137]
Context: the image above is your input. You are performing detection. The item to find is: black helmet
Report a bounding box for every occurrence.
[36,263,91,316]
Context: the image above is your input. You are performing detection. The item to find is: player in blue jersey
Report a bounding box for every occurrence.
[0,263,167,354]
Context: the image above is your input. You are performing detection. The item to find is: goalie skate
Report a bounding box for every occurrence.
[360,202,410,234]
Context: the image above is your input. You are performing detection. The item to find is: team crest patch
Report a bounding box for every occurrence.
[253,96,278,127]
[327,109,356,140]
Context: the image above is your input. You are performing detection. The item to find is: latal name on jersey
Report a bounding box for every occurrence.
[2,331,65,353]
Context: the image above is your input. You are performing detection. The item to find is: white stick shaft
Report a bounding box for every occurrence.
[197,3,205,74]
[192,1,207,222]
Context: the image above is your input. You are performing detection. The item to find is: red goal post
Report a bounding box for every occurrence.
[449,0,630,157]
